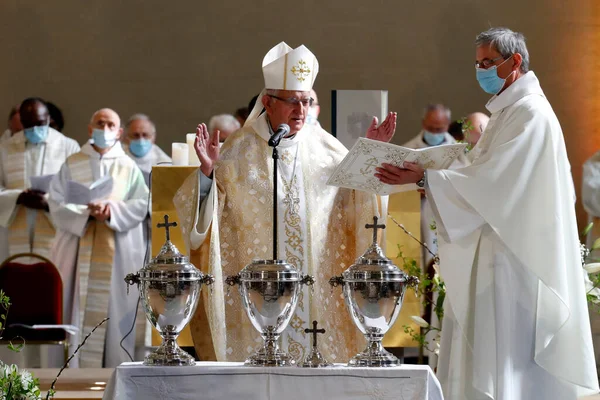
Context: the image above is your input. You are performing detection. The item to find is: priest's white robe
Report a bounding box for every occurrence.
[427,71,598,399]
[174,113,378,362]
[0,129,12,144]
[49,141,148,367]
[0,128,80,263]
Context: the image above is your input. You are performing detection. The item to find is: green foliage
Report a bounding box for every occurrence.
[0,289,10,340]
[457,117,475,152]
[0,361,43,400]
[396,245,445,353]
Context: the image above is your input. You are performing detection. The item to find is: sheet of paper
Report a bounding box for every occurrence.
[29,174,54,193]
[90,175,113,201]
[327,138,467,195]
[66,180,92,205]
[66,176,113,205]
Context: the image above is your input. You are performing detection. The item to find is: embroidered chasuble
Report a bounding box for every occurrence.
[174,113,379,363]
[0,128,79,262]
[49,142,149,367]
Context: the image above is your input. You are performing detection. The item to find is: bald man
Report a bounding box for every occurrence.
[0,97,79,263]
[49,108,149,368]
[464,112,489,147]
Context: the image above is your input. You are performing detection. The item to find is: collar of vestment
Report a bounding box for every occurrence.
[252,113,304,148]
[486,71,545,114]
[81,140,127,159]
[5,127,63,149]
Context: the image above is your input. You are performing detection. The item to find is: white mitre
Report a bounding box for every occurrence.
[244,42,319,126]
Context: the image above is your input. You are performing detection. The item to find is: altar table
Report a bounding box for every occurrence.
[102,362,443,400]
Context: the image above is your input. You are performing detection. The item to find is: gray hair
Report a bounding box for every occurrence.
[208,114,241,133]
[475,27,530,73]
[126,113,156,135]
[423,104,451,120]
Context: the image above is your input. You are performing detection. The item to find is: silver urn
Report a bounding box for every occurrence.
[125,215,214,366]
[329,217,419,367]
[226,260,314,366]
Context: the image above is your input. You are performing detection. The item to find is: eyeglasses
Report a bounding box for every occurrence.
[475,56,504,69]
[268,95,314,107]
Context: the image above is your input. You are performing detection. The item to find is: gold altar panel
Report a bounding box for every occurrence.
[151,166,198,347]
[383,191,421,348]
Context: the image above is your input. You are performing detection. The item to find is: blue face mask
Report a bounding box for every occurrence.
[24,125,49,144]
[129,138,152,157]
[476,56,513,95]
[92,128,118,149]
[423,131,446,146]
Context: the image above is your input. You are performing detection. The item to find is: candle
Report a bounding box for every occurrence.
[171,143,189,166]
[186,133,200,166]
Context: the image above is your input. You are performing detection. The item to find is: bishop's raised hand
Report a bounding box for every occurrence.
[194,123,220,177]
[365,112,397,143]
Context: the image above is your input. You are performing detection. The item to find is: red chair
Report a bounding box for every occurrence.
[0,253,69,363]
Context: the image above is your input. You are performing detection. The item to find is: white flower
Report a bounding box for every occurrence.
[432,263,440,275]
[434,341,441,355]
[20,370,33,388]
[410,316,430,328]
[585,263,600,274]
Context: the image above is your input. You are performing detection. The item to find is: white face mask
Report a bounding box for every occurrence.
[92,128,118,149]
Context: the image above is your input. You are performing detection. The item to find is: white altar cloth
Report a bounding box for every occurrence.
[103,361,443,400]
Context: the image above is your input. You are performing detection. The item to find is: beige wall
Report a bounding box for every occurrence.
[0,0,597,227]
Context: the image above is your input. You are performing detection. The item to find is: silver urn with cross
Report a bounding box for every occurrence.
[225,260,314,366]
[125,215,214,366]
[329,217,419,367]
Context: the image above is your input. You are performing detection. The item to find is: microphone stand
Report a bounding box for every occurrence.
[271,143,279,260]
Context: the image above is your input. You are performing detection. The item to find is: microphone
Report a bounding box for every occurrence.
[268,124,290,147]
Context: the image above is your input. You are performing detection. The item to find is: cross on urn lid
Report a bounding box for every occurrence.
[357,216,389,263]
[153,214,187,263]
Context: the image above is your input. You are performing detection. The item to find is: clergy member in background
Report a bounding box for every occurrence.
[305,89,321,127]
[0,97,79,262]
[122,113,171,260]
[375,27,599,399]
[463,111,489,147]
[49,108,149,368]
[1,104,23,144]
[403,104,466,268]
[174,42,396,362]
[208,113,240,144]
[122,113,171,185]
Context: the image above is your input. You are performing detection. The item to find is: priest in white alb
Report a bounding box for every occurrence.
[0,97,79,263]
[49,108,149,368]
[174,42,397,362]
[375,27,599,399]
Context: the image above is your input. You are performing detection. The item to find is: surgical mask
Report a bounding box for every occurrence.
[24,124,49,144]
[92,128,118,149]
[423,130,446,146]
[476,56,514,95]
[129,138,152,157]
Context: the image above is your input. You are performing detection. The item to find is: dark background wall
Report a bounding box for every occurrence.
[1,0,597,227]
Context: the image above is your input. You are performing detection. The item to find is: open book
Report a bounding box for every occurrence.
[327,138,467,195]
[30,174,55,193]
[65,175,114,205]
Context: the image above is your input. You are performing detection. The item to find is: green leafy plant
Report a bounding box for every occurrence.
[456,117,475,152]
[388,215,445,364]
[581,222,600,312]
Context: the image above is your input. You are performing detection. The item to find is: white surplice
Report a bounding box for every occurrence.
[49,141,149,367]
[0,128,80,263]
[426,71,599,399]
[0,129,12,144]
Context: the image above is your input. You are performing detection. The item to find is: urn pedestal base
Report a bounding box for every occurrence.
[144,336,195,366]
[245,334,295,367]
[348,338,400,367]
